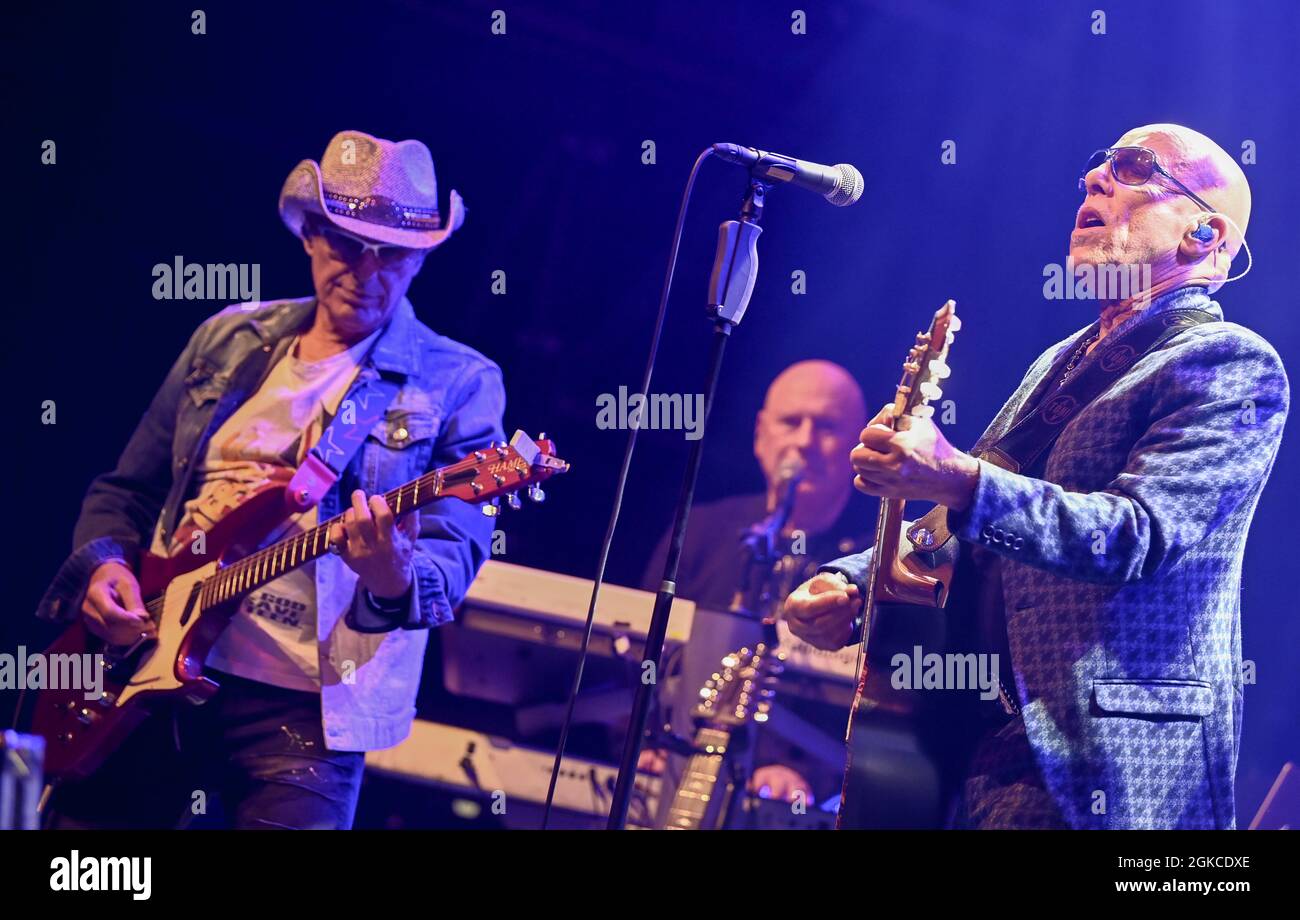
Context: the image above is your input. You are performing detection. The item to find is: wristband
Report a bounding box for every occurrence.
[364,584,412,615]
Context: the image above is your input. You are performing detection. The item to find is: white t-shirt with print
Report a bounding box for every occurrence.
[151,330,380,692]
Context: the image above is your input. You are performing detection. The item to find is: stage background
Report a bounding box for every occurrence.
[9,0,1297,821]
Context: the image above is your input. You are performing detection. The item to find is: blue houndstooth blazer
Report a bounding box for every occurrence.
[826,285,1289,829]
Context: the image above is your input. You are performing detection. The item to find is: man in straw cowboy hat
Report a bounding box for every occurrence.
[37,130,505,829]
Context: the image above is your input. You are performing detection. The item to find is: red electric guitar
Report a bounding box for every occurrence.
[33,430,568,784]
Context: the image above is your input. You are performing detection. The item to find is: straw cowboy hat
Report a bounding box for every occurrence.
[279,130,465,249]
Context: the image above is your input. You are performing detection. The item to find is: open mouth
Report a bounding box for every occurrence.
[1076,206,1106,230]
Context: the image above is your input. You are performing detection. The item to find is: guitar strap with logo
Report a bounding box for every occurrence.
[979,305,1217,474]
[286,374,403,513]
[906,304,1216,549]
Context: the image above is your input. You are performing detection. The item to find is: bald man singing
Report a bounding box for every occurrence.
[644,359,869,611]
[639,359,869,818]
[784,124,1289,829]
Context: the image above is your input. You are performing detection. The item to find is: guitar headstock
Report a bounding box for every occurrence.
[438,430,570,515]
[890,299,959,429]
[693,644,784,727]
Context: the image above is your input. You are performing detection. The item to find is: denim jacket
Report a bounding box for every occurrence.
[37,296,506,751]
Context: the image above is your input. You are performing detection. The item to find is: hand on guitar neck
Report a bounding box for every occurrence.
[327,488,421,599]
[852,403,979,512]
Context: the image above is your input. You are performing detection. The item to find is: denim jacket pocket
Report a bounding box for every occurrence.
[367,409,441,450]
[363,409,441,488]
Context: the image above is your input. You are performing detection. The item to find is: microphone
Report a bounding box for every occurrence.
[769,457,806,516]
[713,143,864,207]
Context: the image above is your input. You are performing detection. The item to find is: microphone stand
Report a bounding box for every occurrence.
[605,177,771,829]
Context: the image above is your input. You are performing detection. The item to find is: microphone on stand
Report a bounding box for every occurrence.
[712,143,865,207]
[739,456,806,586]
[768,456,806,517]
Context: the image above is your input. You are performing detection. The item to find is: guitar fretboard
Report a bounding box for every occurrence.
[664,726,731,830]
[195,454,490,612]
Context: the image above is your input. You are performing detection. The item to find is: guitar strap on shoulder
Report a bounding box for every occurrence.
[286,374,402,513]
[979,305,1217,474]
[906,305,1216,552]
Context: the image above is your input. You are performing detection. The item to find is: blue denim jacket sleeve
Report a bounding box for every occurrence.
[35,320,215,623]
[345,362,507,633]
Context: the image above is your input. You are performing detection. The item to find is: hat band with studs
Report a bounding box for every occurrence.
[323,189,442,230]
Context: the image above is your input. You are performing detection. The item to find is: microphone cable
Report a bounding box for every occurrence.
[540,146,716,828]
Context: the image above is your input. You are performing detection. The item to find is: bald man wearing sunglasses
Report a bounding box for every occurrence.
[783,124,1288,829]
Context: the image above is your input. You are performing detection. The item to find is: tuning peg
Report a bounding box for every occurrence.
[505,492,522,511]
[928,358,951,379]
[526,484,546,503]
[920,380,942,400]
[481,499,501,517]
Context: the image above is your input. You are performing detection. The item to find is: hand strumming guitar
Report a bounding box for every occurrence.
[782,571,861,650]
[82,561,156,647]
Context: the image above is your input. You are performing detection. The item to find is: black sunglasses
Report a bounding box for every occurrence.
[1078,146,1215,213]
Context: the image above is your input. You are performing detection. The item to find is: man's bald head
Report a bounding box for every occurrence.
[1071,123,1251,294]
[762,359,866,419]
[754,359,866,533]
[1116,123,1251,256]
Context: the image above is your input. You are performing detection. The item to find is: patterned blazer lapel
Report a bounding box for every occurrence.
[969,321,1104,458]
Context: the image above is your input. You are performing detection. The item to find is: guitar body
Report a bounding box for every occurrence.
[31,483,295,783]
[838,525,986,828]
[33,562,237,782]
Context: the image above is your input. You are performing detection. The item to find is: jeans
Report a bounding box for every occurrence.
[44,671,364,830]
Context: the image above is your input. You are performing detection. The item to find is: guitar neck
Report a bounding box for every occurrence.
[664,726,732,830]
[196,460,480,611]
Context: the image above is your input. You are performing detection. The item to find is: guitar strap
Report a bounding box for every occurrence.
[978,305,1217,474]
[906,304,1216,549]
[285,372,402,513]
